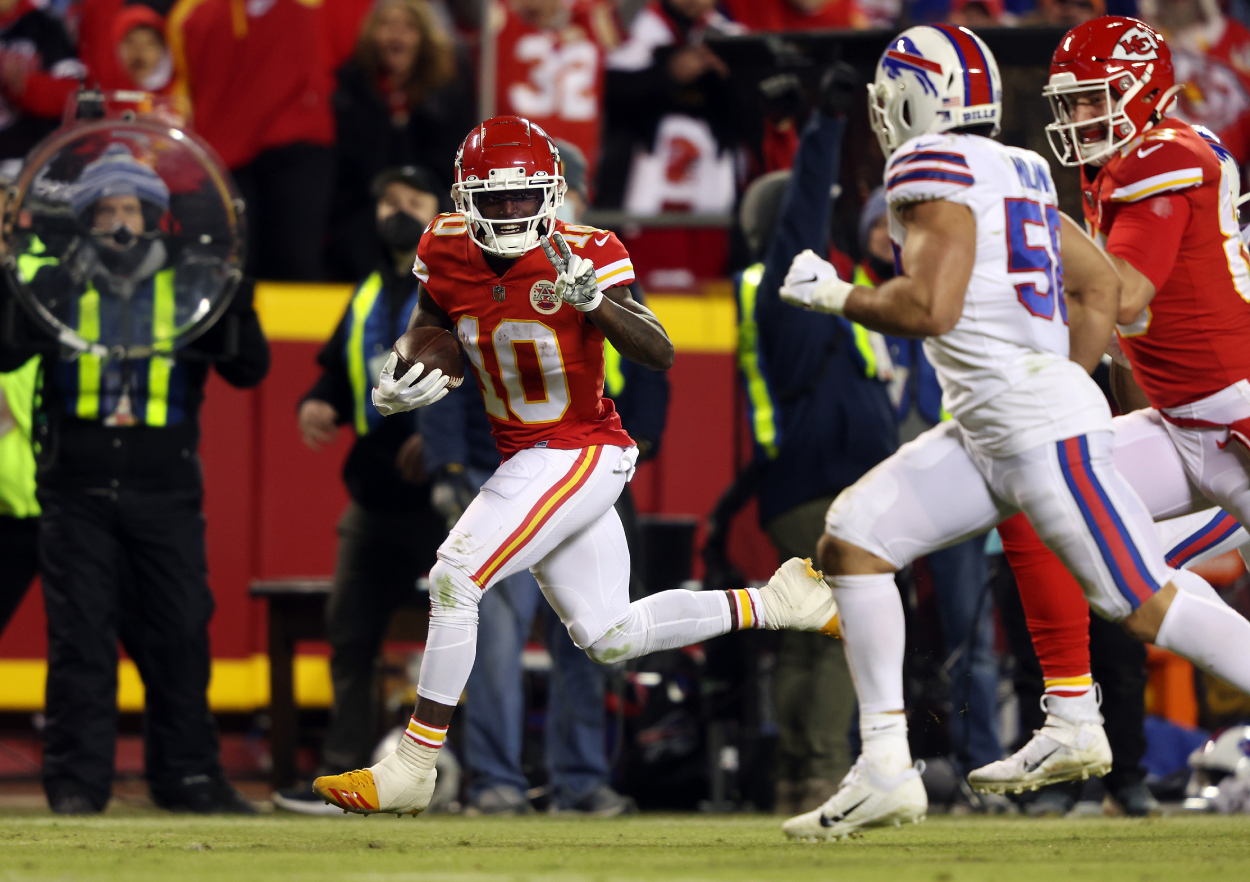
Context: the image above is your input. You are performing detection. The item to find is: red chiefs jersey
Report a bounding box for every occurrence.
[415,215,636,457]
[493,2,619,182]
[1083,119,1250,408]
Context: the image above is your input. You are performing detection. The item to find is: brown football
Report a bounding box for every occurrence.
[391,327,464,388]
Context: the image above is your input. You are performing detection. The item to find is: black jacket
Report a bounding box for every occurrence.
[301,261,426,511]
[326,60,474,281]
[0,275,269,493]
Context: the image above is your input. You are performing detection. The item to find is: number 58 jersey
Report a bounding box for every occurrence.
[885,132,1110,457]
[415,214,637,458]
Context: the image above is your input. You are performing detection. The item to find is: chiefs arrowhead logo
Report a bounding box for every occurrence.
[1111,27,1159,62]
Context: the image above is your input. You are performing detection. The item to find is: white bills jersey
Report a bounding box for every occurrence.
[885,132,1110,456]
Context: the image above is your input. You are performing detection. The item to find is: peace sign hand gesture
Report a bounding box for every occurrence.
[540,232,603,312]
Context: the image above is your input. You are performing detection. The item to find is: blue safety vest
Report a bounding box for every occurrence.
[346,271,420,435]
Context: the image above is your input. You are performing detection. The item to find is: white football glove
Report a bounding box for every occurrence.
[541,232,602,312]
[780,249,855,316]
[613,446,640,483]
[372,351,451,416]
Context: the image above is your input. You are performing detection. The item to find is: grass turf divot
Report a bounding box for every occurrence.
[0,812,1247,881]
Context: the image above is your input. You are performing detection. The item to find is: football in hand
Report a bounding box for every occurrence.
[391,327,465,388]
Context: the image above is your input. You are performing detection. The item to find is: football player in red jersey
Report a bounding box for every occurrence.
[970,17,1250,797]
[312,116,843,816]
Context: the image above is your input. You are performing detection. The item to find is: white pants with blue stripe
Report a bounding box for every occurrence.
[826,422,1179,621]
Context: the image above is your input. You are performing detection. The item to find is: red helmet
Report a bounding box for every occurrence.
[452,115,565,257]
[1043,16,1181,167]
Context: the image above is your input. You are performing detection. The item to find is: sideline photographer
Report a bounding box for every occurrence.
[0,138,268,814]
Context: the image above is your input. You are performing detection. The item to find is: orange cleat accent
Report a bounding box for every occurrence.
[312,770,382,815]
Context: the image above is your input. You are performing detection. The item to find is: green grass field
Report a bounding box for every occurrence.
[2,812,1249,882]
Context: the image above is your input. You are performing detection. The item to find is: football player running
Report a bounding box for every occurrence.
[774,24,1250,841]
[312,116,842,817]
[969,17,1250,798]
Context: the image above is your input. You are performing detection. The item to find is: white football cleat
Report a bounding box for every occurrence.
[782,755,927,841]
[313,752,437,816]
[759,557,840,635]
[968,702,1111,795]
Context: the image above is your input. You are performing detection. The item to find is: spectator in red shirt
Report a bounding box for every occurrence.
[491,0,620,186]
[109,6,172,94]
[327,0,473,281]
[76,0,127,91]
[168,0,335,280]
[1142,0,1250,165]
[0,0,85,172]
[722,0,866,31]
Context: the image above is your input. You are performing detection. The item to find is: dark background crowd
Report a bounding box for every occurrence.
[3,0,1250,282]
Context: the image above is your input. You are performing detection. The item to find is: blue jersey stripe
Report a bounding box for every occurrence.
[889,151,970,169]
[886,169,974,190]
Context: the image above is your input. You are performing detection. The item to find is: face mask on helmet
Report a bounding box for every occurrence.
[1044,74,1162,167]
[1043,18,1183,168]
[453,169,563,258]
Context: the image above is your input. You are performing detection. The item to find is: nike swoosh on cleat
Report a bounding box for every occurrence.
[1022,746,1061,773]
[819,796,869,826]
[594,235,610,246]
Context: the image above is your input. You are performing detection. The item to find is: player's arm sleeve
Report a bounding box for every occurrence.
[417,379,471,472]
[1104,194,1191,293]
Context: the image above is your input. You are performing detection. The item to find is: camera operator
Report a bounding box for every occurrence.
[0,144,269,814]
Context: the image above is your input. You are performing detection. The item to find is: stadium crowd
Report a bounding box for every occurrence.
[1,0,1249,276]
[1,0,1249,824]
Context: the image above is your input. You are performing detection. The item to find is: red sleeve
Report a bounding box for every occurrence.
[17,70,80,119]
[1105,193,1191,293]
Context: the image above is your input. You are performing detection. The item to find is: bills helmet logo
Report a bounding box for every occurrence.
[882,36,941,97]
[530,279,561,314]
[1111,27,1159,62]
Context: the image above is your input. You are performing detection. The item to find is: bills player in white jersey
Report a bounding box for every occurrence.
[773,24,1250,841]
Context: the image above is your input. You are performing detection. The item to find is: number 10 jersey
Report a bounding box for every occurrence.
[415,214,637,458]
[884,132,1110,457]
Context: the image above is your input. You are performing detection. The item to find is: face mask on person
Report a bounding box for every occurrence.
[378,211,425,252]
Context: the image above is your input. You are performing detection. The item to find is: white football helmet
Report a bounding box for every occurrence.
[868,25,1003,157]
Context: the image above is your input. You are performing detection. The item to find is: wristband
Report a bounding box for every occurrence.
[572,287,604,312]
